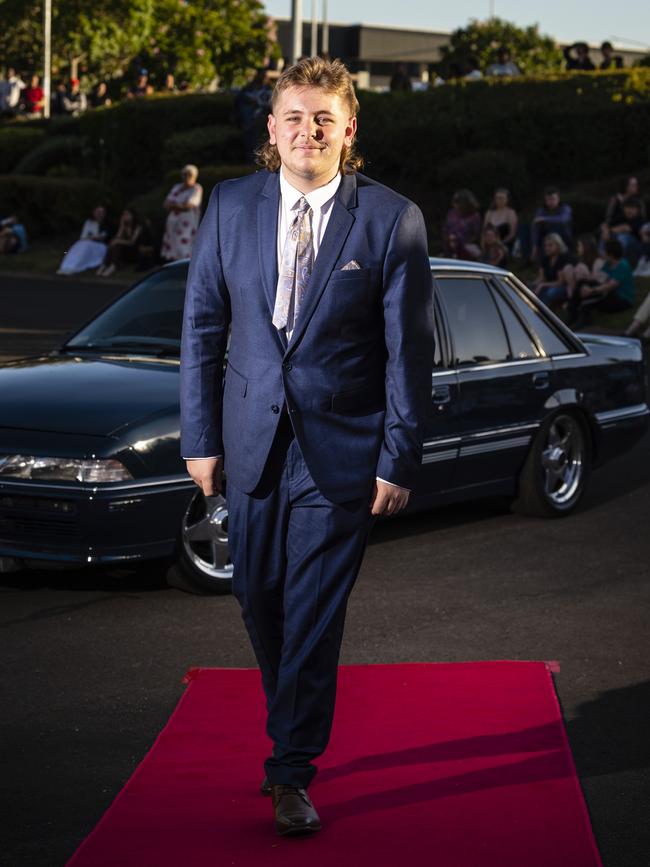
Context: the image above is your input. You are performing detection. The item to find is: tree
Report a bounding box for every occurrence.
[437,17,564,78]
[0,0,274,88]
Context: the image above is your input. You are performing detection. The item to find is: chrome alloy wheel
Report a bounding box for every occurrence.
[540,414,585,507]
[181,492,233,582]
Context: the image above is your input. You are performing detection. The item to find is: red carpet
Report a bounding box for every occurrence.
[67,662,602,866]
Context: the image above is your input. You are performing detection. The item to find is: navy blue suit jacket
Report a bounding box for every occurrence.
[180,169,434,504]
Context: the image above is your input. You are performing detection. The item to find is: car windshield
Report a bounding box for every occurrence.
[64,264,189,355]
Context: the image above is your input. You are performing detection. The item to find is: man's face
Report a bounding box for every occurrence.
[267,85,356,191]
[545,192,560,210]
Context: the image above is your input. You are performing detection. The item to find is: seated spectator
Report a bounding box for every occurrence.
[135,218,156,271]
[0,67,26,118]
[601,197,645,268]
[23,74,44,115]
[481,225,508,268]
[51,80,68,115]
[564,234,606,300]
[97,208,142,276]
[485,47,521,77]
[464,57,483,81]
[484,188,518,251]
[531,186,573,261]
[632,222,650,277]
[0,215,28,254]
[568,238,635,329]
[90,81,112,108]
[162,72,178,94]
[531,233,573,308]
[624,293,650,339]
[604,176,646,226]
[563,42,596,71]
[63,78,87,116]
[443,189,482,261]
[160,165,203,261]
[127,69,153,99]
[56,205,109,275]
[600,42,623,70]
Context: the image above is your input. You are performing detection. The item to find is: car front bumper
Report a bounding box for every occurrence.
[0,475,195,566]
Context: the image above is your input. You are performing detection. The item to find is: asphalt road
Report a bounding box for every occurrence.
[1,272,649,867]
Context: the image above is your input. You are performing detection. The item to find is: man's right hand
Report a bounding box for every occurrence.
[185,457,223,496]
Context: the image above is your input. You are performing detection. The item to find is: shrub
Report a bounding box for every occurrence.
[75,92,237,196]
[0,125,47,174]
[161,126,244,173]
[13,136,87,176]
[562,195,607,234]
[0,175,104,237]
[436,149,531,211]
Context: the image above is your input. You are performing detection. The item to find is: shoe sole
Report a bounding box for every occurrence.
[276,821,322,836]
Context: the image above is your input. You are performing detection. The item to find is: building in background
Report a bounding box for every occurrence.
[273,20,646,89]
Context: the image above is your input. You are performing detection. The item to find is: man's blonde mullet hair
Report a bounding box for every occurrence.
[256,57,363,174]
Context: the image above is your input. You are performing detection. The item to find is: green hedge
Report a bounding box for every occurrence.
[436,149,531,211]
[357,70,650,188]
[0,126,47,174]
[161,125,244,173]
[0,175,104,236]
[13,136,86,175]
[75,92,237,196]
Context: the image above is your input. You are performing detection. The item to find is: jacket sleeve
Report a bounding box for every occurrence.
[179,183,231,459]
[375,202,434,490]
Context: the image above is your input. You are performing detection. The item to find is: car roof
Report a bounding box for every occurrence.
[428,257,509,276]
[167,257,509,277]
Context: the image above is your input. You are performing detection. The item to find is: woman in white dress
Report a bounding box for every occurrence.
[57,205,108,274]
[160,164,203,261]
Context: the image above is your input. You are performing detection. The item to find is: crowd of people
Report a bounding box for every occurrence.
[391,41,626,89]
[0,67,190,119]
[8,164,205,277]
[441,175,650,331]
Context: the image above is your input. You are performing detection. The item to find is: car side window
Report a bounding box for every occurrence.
[498,278,573,356]
[433,314,443,368]
[490,286,539,360]
[436,277,509,366]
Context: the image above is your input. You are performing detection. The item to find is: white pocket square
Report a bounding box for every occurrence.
[340,260,361,270]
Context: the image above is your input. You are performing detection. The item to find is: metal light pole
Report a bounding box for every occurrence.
[311,0,318,57]
[322,0,329,56]
[291,0,303,64]
[43,0,52,118]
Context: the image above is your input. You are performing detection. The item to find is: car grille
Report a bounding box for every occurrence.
[0,494,82,541]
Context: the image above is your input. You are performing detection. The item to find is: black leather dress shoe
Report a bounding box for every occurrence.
[260,776,271,796]
[271,784,321,836]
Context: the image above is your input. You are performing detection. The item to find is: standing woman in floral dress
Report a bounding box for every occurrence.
[160,164,203,261]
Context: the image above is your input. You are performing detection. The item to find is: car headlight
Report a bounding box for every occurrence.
[0,455,133,483]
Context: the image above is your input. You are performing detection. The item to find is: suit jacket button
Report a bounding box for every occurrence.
[283,361,292,371]
[271,404,280,414]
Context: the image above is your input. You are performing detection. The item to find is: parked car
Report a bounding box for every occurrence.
[0,259,647,594]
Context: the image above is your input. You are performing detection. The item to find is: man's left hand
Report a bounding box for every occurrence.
[370,480,410,516]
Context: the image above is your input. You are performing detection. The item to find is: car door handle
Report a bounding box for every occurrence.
[532,371,550,389]
[432,384,451,404]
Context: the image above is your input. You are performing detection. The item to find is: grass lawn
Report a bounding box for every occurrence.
[0,233,158,283]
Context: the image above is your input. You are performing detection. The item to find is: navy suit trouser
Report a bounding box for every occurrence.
[227,410,375,788]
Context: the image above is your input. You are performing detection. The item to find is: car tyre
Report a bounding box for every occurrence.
[513,411,590,518]
[166,491,233,594]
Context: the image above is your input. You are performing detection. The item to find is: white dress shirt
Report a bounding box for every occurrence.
[184,169,404,490]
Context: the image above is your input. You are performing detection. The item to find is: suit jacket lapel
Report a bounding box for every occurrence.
[285,172,357,356]
[257,172,287,350]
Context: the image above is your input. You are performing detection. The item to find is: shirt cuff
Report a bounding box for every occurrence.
[183,455,222,460]
[376,476,411,492]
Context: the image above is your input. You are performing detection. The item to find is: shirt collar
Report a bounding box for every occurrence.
[279,168,342,213]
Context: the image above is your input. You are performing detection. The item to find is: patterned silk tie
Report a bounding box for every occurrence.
[272,196,314,333]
